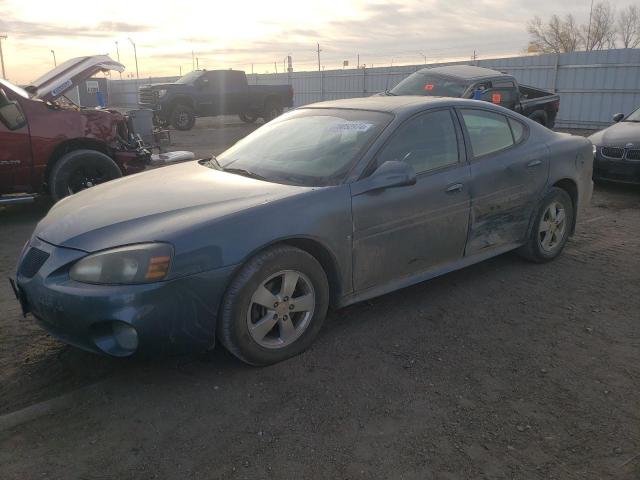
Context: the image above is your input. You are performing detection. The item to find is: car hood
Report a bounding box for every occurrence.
[35,161,311,252]
[589,122,640,147]
[29,55,125,102]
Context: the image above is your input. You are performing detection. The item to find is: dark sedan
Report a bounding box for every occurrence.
[11,96,594,365]
[590,106,640,184]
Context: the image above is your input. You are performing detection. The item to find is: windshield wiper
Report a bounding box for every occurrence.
[223,167,267,181]
[200,156,223,170]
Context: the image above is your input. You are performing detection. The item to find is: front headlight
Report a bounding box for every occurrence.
[157,89,167,98]
[593,145,598,156]
[70,243,173,285]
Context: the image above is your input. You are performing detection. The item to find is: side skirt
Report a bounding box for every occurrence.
[337,242,522,308]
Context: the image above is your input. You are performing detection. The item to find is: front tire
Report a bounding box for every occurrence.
[218,245,329,366]
[170,104,195,131]
[49,149,122,202]
[517,187,573,263]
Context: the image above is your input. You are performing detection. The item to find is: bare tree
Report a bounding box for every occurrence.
[618,4,640,48]
[528,14,582,53]
[583,1,617,50]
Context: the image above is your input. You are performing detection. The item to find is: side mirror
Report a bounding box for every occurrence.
[353,160,416,195]
[0,91,27,131]
[613,113,625,123]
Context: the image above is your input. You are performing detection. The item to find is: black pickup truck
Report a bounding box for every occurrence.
[139,70,294,130]
[384,65,560,129]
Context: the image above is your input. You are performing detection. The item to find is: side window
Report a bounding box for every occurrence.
[377,110,459,174]
[461,109,515,158]
[508,117,526,143]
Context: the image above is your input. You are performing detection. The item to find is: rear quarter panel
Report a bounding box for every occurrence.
[546,133,594,219]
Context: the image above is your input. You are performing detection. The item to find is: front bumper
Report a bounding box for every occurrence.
[594,156,640,185]
[13,237,236,357]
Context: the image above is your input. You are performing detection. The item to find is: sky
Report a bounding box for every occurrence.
[0,0,607,84]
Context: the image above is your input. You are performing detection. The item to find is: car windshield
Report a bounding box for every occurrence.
[625,107,640,122]
[213,108,392,186]
[176,71,203,84]
[390,73,468,97]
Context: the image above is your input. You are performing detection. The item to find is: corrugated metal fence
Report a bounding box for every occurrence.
[108,49,640,130]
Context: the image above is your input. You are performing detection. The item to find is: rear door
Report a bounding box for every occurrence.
[351,108,471,291]
[0,95,32,193]
[457,108,549,254]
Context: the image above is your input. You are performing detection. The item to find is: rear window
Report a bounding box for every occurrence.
[390,73,468,97]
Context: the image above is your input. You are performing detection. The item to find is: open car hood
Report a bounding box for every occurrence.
[29,55,125,102]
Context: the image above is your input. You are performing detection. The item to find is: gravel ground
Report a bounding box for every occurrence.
[0,120,639,479]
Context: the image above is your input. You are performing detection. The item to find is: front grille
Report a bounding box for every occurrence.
[601,146,624,159]
[18,247,49,278]
[627,149,640,161]
[138,88,158,106]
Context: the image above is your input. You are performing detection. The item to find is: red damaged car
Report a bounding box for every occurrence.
[0,55,152,204]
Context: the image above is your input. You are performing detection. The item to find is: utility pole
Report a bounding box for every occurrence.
[192,50,195,71]
[128,37,139,80]
[196,57,199,69]
[0,35,7,79]
[50,50,57,67]
[316,43,321,72]
[251,63,254,74]
[179,65,182,76]
[586,0,595,50]
[115,41,122,79]
[274,61,278,74]
[419,52,427,64]
[357,54,360,69]
[472,50,478,64]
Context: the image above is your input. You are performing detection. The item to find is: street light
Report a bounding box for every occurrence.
[419,52,427,65]
[115,41,122,79]
[51,49,57,67]
[0,35,7,79]
[128,37,139,80]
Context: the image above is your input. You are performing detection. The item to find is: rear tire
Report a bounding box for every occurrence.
[528,110,548,128]
[170,104,195,131]
[517,187,573,263]
[262,99,283,122]
[49,149,122,202]
[218,245,329,366]
[239,112,258,124]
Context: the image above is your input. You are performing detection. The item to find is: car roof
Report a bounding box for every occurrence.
[301,95,499,115]
[417,65,507,80]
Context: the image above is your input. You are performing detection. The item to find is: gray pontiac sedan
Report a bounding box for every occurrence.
[11,96,593,365]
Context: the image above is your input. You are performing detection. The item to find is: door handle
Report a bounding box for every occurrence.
[527,159,542,168]
[446,183,464,193]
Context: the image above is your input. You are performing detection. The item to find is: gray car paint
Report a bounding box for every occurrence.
[17,96,593,356]
[588,121,639,147]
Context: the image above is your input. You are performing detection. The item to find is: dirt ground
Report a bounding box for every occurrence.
[0,120,639,479]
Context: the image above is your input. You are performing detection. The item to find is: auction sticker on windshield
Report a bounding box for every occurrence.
[329,122,374,132]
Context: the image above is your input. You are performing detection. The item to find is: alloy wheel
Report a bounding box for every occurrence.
[246,270,315,349]
[538,201,567,253]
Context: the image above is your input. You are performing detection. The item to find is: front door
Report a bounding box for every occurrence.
[351,109,471,291]
[0,96,31,193]
[458,108,549,254]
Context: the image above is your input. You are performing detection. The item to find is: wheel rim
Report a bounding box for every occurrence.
[176,111,190,128]
[67,167,109,194]
[246,270,315,349]
[538,201,567,253]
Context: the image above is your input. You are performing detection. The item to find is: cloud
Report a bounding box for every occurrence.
[0,18,151,38]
